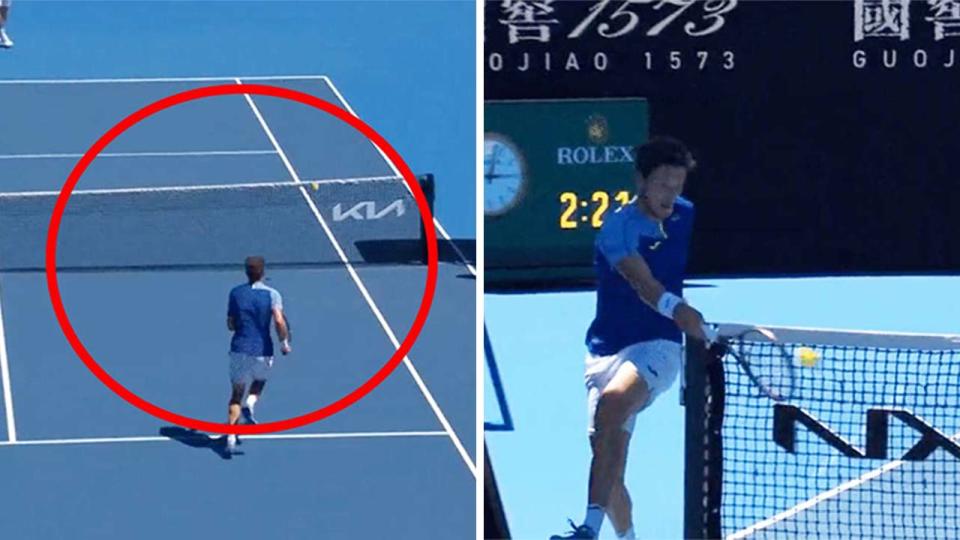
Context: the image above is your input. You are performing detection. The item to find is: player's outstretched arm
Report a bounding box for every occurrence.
[615,255,710,343]
[273,308,291,354]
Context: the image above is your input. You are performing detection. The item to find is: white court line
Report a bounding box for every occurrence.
[321,76,477,277]
[0,280,16,442]
[237,78,477,478]
[325,76,480,473]
[0,150,277,160]
[0,430,447,448]
[0,75,328,85]
[320,76,478,468]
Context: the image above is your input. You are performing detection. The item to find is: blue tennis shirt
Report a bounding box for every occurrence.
[228,281,283,357]
[585,197,695,356]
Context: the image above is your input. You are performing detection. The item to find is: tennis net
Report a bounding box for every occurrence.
[683,323,960,539]
[0,175,433,272]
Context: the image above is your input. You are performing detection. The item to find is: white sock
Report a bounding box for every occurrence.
[244,394,258,408]
[584,505,604,533]
[617,526,636,539]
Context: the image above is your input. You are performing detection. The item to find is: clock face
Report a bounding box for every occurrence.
[484,134,526,217]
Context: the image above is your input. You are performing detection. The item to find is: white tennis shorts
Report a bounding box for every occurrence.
[585,339,682,434]
[229,352,274,385]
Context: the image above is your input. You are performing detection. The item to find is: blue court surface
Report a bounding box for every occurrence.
[0,74,476,538]
[485,276,960,540]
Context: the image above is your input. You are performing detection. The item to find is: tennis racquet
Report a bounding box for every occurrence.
[712,325,795,402]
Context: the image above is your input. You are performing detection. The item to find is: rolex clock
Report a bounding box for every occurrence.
[484,133,527,217]
[485,98,649,290]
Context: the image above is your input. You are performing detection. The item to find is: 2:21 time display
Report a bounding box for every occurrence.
[559,190,632,229]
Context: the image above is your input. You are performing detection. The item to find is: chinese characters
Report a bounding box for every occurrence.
[855,0,960,41]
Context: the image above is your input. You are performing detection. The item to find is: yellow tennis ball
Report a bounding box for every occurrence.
[796,347,821,367]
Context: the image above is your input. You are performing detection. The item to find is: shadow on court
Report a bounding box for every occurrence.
[159,426,238,460]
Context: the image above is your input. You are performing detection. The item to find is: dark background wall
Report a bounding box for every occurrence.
[485,0,960,276]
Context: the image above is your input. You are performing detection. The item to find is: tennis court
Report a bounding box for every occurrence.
[0,75,476,539]
[485,277,960,539]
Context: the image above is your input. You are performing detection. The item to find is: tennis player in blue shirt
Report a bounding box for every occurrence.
[225,256,291,453]
[553,137,716,539]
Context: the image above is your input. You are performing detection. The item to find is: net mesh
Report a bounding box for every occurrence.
[0,176,427,272]
[689,324,960,539]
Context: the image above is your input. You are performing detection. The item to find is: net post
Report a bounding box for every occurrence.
[683,339,708,539]
[683,339,724,539]
[417,173,436,264]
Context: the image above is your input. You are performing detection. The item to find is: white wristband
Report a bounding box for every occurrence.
[701,323,719,345]
[656,292,685,319]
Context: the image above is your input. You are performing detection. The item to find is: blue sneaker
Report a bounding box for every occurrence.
[550,520,596,539]
[241,405,257,425]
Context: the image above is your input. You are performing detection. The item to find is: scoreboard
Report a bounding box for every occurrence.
[485,98,649,290]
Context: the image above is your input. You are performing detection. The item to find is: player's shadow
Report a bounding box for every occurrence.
[159,426,240,460]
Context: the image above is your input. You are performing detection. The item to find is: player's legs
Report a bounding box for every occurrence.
[568,340,680,538]
[0,3,12,49]
[241,357,273,424]
[607,483,633,537]
[553,353,643,539]
[242,379,266,424]
[589,433,634,531]
[227,353,256,451]
[603,436,635,538]
[224,383,245,454]
[249,379,266,396]
[588,360,648,513]
[228,382,245,425]
[228,352,253,424]
[600,340,681,537]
